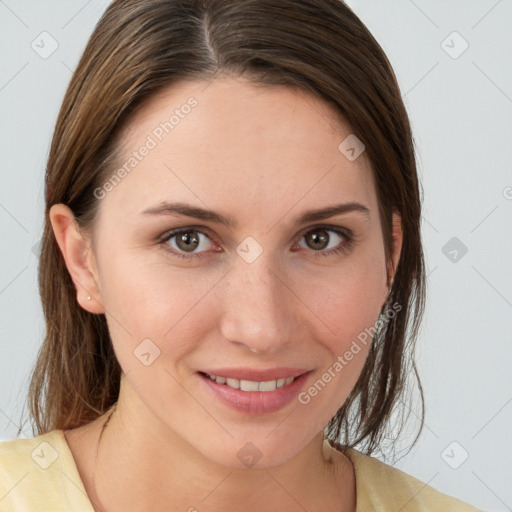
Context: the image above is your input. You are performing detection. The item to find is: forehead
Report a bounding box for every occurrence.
[99,76,377,226]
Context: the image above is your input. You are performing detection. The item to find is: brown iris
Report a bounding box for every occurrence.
[304,229,330,250]
[175,231,201,252]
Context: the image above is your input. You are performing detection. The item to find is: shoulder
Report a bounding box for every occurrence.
[0,430,94,512]
[345,448,483,512]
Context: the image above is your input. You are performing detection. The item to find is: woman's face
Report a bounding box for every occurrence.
[76,76,400,467]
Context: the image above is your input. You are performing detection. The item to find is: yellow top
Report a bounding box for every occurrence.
[0,430,482,511]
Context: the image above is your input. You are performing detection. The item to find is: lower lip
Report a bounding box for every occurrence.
[198,372,310,415]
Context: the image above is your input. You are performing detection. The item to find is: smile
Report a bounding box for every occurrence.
[198,369,312,414]
[204,372,295,392]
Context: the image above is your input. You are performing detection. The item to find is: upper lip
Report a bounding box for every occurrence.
[200,367,311,382]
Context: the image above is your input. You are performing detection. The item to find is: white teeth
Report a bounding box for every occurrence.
[205,373,296,392]
[258,380,277,391]
[240,380,260,392]
[276,378,286,388]
[226,378,240,389]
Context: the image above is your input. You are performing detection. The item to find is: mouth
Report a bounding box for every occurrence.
[200,372,297,392]
[197,368,312,415]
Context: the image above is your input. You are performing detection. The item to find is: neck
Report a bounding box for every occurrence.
[66,386,356,512]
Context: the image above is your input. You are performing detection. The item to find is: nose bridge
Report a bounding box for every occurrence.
[219,254,291,353]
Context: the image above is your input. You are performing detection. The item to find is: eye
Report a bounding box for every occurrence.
[161,228,216,258]
[296,227,353,257]
[159,225,354,260]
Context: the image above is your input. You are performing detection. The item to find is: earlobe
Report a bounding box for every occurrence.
[49,204,105,314]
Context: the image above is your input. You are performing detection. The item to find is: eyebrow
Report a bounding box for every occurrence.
[141,201,371,228]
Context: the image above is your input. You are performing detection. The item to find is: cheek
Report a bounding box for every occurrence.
[293,249,387,416]
[299,248,387,346]
[295,296,377,435]
[96,251,226,367]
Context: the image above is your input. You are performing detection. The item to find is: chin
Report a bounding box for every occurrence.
[191,431,316,470]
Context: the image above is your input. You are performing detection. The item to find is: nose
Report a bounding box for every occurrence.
[218,255,294,355]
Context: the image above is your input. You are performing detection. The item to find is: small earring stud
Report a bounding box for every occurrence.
[86,296,91,300]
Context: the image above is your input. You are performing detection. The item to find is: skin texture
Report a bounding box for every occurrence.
[51,75,402,512]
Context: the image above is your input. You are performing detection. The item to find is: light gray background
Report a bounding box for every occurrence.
[1,1,511,510]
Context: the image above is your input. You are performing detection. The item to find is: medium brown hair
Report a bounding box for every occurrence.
[22,0,426,455]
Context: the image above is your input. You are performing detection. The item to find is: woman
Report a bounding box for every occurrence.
[0,0,483,510]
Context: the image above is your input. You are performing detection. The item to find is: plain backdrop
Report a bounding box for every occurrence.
[0,1,511,510]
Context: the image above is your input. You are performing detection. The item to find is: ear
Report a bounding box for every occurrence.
[49,204,105,314]
[384,211,403,303]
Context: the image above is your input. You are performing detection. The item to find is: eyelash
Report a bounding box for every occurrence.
[158,225,355,261]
